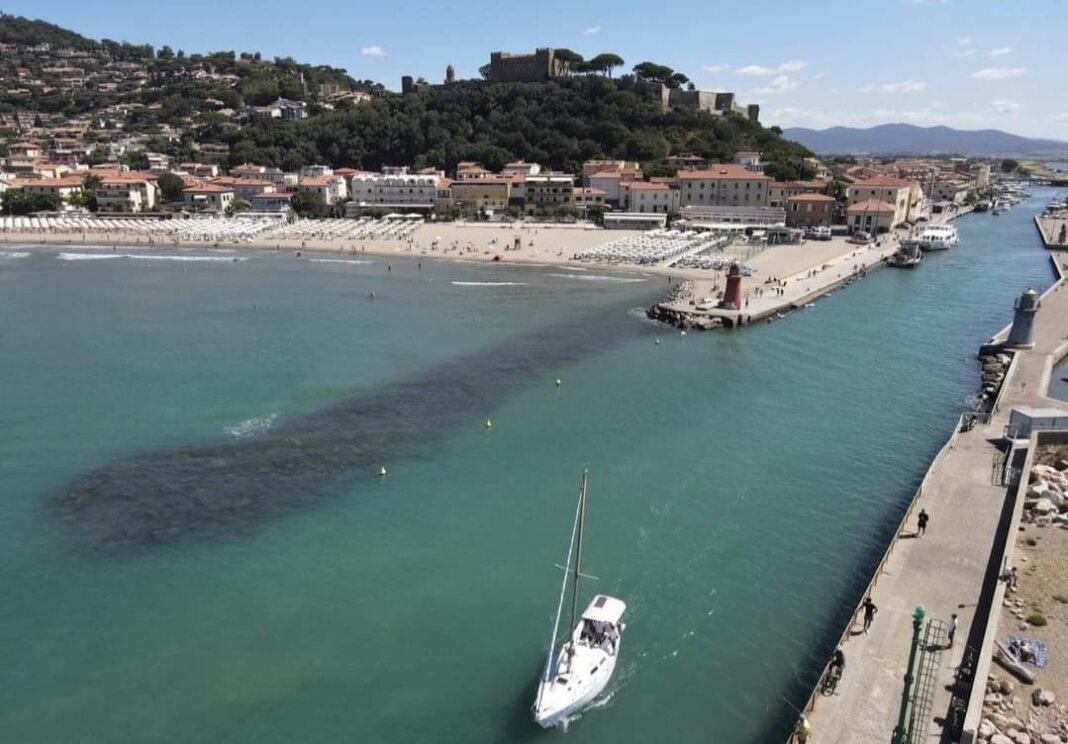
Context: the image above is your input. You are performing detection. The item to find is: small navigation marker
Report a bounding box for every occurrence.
[379,466,388,477]
[485,418,493,430]
[555,378,562,387]
[680,330,686,338]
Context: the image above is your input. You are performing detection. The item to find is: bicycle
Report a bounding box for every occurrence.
[820,664,842,695]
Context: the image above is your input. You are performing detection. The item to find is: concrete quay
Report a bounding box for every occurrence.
[798,252,1068,743]
[1035,214,1068,249]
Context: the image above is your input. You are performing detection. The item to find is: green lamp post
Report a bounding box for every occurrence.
[892,605,926,744]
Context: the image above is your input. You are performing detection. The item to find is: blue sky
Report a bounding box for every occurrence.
[12,0,1068,138]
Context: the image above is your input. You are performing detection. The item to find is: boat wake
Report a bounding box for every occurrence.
[0,251,29,259]
[224,413,278,439]
[309,258,373,265]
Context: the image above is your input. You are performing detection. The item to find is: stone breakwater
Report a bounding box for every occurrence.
[1022,459,1068,528]
[978,349,1014,407]
[975,675,1065,743]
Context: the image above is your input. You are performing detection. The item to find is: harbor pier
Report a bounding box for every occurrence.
[797,253,1068,743]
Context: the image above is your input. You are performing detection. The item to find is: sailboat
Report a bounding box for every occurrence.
[532,470,626,728]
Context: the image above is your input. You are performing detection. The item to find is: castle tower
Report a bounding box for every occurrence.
[1006,288,1039,348]
[445,65,455,83]
[720,262,744,310]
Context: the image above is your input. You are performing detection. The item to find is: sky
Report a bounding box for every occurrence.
[10,0,1068,139]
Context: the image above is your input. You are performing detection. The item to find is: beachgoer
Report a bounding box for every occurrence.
[917,509,929,537]
[948,613,958,647]
[795,716,812,744]
[862,597,878,634]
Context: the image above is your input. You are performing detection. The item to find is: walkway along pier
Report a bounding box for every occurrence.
[794,252,1068,743]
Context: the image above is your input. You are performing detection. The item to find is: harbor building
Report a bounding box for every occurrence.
[847,176,924,226]
[620,181,679,214]
[846,199,896,233]
[785,193,835,228]
[675,165,771,209]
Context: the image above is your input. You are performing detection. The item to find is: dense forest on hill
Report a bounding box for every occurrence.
[229,76,813,177]
[0,14,96,49]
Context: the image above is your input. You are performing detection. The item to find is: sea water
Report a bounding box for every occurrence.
[0,191,1063,744]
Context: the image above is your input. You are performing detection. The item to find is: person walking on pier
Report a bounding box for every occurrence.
[948,613,959,648]
[861,597,878,634]
[917,508,929,537]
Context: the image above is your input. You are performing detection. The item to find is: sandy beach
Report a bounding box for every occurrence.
[0,220,894,291]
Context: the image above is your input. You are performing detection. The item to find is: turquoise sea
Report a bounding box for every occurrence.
[1,190,1064,743]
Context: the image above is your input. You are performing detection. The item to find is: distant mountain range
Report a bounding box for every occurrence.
[782,124,1068,156]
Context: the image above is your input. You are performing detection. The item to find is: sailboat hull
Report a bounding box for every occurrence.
[533,637,620,728]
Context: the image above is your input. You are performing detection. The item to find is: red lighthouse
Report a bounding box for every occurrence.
[720,262,744,309]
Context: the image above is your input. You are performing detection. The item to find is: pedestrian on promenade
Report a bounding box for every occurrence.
[948,613,959,648]
[862,597,878,634]
[794,715,811,743]
[917,509,929,537]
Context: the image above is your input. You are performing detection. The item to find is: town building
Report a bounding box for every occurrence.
[347,168,439,213]
[581,160,641,186]
[666,154,708,170]
[183,184,234,212]
[847,176,923,227]
[931,179,970,205]
[767,180,827,208]
[620,181,679,214]
[9,176,85,210]
[449,179,511,215]
[501,161,541,177]
[785,193,835,228]
[733,151,763,172]
[209,177,276,201]
[250,192,293,214]
[523,174,575,214]
[676,165,771,209]
[297,175,347,207]
[95,174,159,212]
[573,187,606,213]
[662,89,759,121]
[846,199,897,234]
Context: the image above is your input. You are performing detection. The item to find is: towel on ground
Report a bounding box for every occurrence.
[1007,635,1048,668]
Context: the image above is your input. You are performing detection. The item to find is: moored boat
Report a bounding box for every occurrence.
[888,240,922,268]
[917,224,959,251]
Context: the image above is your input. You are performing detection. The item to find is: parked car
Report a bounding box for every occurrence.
[850,231,873,244]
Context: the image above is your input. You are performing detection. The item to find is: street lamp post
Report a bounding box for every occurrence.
[892,605,926,744]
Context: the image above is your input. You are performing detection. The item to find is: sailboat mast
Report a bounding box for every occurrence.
[569,470,588,639]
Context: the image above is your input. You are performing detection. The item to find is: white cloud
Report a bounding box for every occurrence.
[858,80,927,94]
[970,67,1028,80]
[736,64,776,76]
[956,36,972,47]
[701,64,730,74]
[992,99,1021,114]
[812,72,826,80]
[735,60,808,76]
[753,75,798,95]
[955,36,976,57]
[990,47,1012,56]
[361,46,386,58]
[583,25,601,35]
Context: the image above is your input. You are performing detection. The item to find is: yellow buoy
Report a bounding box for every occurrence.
[379,466,387,477]
[485,419,493,430]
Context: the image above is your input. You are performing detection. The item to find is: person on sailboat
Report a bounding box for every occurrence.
[608,625,621,655]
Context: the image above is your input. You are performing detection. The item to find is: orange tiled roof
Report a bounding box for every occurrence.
[846,199,896,213]
[677,165,770,181]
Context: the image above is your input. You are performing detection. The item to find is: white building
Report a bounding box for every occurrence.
[347,168,440,212]
[96,176,159,212]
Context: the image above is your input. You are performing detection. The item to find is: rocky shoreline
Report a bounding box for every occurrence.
[978,349,1014,408]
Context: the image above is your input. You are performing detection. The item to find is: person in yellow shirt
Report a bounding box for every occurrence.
[794,715,812,743]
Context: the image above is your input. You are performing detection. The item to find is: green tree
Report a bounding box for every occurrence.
[225,198,251,216]
[478,64,491,80]
[1,189,63,215]
[588,53,624,78]
[554,49,585,74]
[290,190,323,217]
[1000,158,1019,173]
[157,172,186,202]
[632,61,674,85]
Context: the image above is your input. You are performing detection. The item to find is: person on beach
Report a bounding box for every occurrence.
[861,597,878,634]
[999,566,1018,590]
[794,716,812,743]
[917,509,929,537]
[948,613,959,648]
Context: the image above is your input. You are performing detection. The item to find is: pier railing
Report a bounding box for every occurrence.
[792,412,967,732]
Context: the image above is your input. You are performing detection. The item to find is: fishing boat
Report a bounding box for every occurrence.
[532,471,626,729]
[888,240,922,268]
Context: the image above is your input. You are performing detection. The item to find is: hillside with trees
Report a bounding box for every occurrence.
[229,75,812,177]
